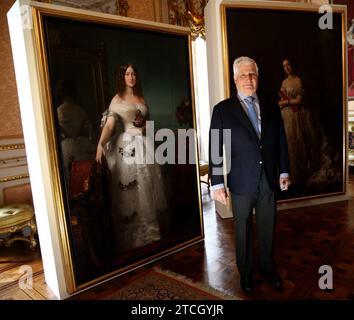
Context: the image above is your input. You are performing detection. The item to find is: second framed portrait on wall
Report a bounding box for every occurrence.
[31,4,203,292]
[220,1,348,201]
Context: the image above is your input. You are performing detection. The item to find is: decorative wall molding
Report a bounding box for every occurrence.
[0,138,30,205]
[0,174,30,183]
[187,10,205,40]
[0,143,25,151]
[0,156,27,169]
[167,0,208,39]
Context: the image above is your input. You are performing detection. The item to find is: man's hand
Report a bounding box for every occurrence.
[212,188,228,205]
[279,176,291,191]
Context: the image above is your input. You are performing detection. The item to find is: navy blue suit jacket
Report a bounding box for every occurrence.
[209,94,290,195]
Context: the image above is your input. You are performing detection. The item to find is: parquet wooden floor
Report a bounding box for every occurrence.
[1,175,354,300]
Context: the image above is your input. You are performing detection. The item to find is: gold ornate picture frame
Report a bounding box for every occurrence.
[29,3,203,293]
[220,1,347,202]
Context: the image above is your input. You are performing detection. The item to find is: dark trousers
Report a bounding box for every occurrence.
[231,169,276,276]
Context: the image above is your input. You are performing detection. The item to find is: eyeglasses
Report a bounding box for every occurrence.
[237,73,258,80]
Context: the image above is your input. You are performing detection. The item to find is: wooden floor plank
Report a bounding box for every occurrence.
[31,273,57,300]
[0,286,33,300]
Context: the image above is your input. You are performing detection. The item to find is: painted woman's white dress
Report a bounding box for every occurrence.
[102,95,167,253]
[279,77,341,188]
[279,77,314,185]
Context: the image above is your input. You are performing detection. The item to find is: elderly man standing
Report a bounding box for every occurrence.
[209,57,291,295]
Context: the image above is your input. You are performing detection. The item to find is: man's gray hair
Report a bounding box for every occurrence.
[233,56,259,77]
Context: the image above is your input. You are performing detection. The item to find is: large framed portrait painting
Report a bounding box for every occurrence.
[28,4,203,292]
[220,1,348,201]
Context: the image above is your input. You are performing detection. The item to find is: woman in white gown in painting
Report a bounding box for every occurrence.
[278,58,340,190]
[96,63,167,254]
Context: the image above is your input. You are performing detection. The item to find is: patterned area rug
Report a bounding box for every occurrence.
[109,268,237,300]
